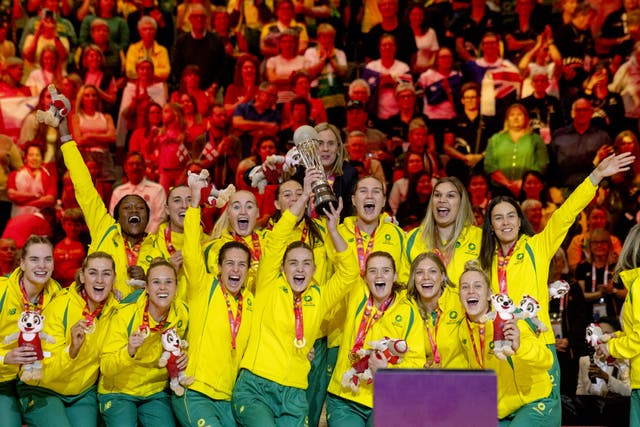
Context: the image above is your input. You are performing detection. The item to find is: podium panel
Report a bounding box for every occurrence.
[373,369,497,427]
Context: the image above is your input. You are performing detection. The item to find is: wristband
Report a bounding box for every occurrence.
[60,134,73,143]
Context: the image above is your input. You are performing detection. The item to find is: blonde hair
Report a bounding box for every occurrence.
[406,252,452,321]
[314,122,346,176]
[209,190,258,240]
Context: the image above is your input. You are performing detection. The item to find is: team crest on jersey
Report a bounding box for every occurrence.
[9,307,16,315]
[395,314,402,323]
[448,311,458,320]
[177,320,183,328]
[385,234,391,241]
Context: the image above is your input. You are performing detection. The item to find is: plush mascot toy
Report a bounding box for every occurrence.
[248,147,302,194]
[480,293,516,360]
[186,169,235,208]
[516,295,548,335]
[36,84,71,127]
[341,338,408,393]
[549,280,570,299]
[586,323,613,348]
[159,328,194,396]
[4,310,55,381]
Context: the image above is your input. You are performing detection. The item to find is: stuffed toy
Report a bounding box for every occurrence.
[585,323,613,348]
[186,169,235,208]
[516,295,548,335]
[248,147,302,194]
[3,310,55,381]
[341,337,408,393]
[480,293,516,360]
[158,328,194,396]
[549,280,571,299]
[36,84,71,127]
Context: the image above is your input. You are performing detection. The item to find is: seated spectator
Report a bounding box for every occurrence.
[0,21,15,66]
[176,0,214,34]
[74,18,125,90]
[504,0,542,63]
[575,228,626,322]
[124,16,170,82]
[194,104,241,189]
[25,45,64,96]
[128,101,162,179]
[170,65,211,116]
[518,29,562,100]
[484,103,548,197]
[583,63,625,139]
[109,151,166,233]
[347,78,372,115]
[343,100,388,158]
[7,141,57,218]
[396,170,432,231]
[395,118,440,179]
[212,6,246,60]
[0,134,23,235]
[384,83,427,142]
[260,0,309,58]
[521,199,543,233]
[279,96,313,151]
[520,71,565,143]
[517,170,557,229]
[407,3,439,75]
[345,130,385,186]
[126,0,175,49]
[365,0,417,65]
[177,92,206,152]
[0,237,17,276]
[116,58,167,150]
[596,0,639,57]
[20,6,75,72]
[265,30,306,105]
[78,0,129,52]
[281,71,327,128]
[388,151,425,216]
[18,86,60,167]
[153,102,190,192]
[363,34,411,123]
[609,41,640,134]
[232,81,281,158]
[303,23,347,127]
[467,171,491,212]
[611,9,640,73]
[1,205,55,249]
[449,0,501,62]
[52,207,87,287]
[567,206,623,272]
[0,57,31,98]
[223,53,260,117]
[417,47,461,152]
[70,84,117,203]
[462,32,521,122]
[78,44,118,107]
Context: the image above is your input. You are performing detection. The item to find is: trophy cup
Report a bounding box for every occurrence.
[293,125,339,215]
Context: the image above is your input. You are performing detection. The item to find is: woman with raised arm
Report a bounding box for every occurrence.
[479,152,635,417]
[231,169,360,426]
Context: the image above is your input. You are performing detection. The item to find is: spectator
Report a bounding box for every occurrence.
[19,0,77,57]
[449,0,502,62]
[384,83,426,142]
[388,151,426,216]
[363,34,411,123]
[0,134,23,234]
[154,102,189,192]
[281,71,327,128]
[109,151,166,233]
[550,98,611,192]
[128,101,162,179]
[126,0,175,49]
[484,103,548,197]
[171,3,226,96]
[345,130,385,185]
[365,0,417,65]
[279,96,313,151]
[223,53,260,118]
[581,63,625,139]
[78,44,118,107]
[231,81,281,158]
[467,171,491,212]
[609,41,640,134]
[75,18,125,89]
[611,9,640,73]
[397,170,432,230]
[25,45,63,96]
[407,2,439,75]
[176,0,213,34]
[21,8,71,74]
[7,142,57,218]
[567,206,623,272]
[170,65,212,117]
[504,0,540,63]
[517,170,557,229]
[0,57,31,97]
[520,71,565,143]
[52,207,87,287]
[0,237,17,276]
[521,199,543,233]
[78,0,129,52]
[303,23,347,127]
[518,28,562,100]
[260,0,309,58]
[396,118,440,179]
[124,16,170,82]
[265,29,305,105]
[178,92,206,152]
[343,99,388,159]
[596,0,639,56]
[0,21,15,67]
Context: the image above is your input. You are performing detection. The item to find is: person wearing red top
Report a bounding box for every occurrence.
[53,208,87,287]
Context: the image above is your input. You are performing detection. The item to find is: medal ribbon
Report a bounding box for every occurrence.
[466,316,485,368]
[221,284,243,350]
[591,264,609,293]
[139,298,168,333]
[19,278,43,312]
[497,244,515,294]
[300,224,309,244]
[350,294,394,357]
[80,289,105,327]
[164,224,176,255]
[233,232,262,262]
[294,294,305,345]
[355,224,376,277]
[425,309,441,365]
[124,240,142,266]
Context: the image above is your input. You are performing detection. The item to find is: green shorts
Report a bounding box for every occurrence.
[172,389,236,427]
[18,383,98,427]
[325,393,371,427]
[232,370,307,427]
[631,389,640,427]
[499,392,560,427]
[98,390,176,427]
[0,380,22,427]
[307,337,328,427]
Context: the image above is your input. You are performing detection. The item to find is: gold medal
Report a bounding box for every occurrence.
[293,337,306,348]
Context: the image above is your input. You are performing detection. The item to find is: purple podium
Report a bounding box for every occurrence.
[373,369,497,427]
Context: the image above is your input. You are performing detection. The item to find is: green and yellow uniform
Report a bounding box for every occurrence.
[98,291,189,426]
[326,285,426,426]
[172,206,254,427]
[61,142,153,299]
[19,286,116,427]
[0,269,61,427]
[459,318,557,425]
[232,210,359,426]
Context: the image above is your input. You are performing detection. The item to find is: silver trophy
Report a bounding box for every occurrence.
[293,125,339,215]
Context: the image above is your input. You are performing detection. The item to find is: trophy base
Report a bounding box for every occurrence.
[312,182,338,216]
